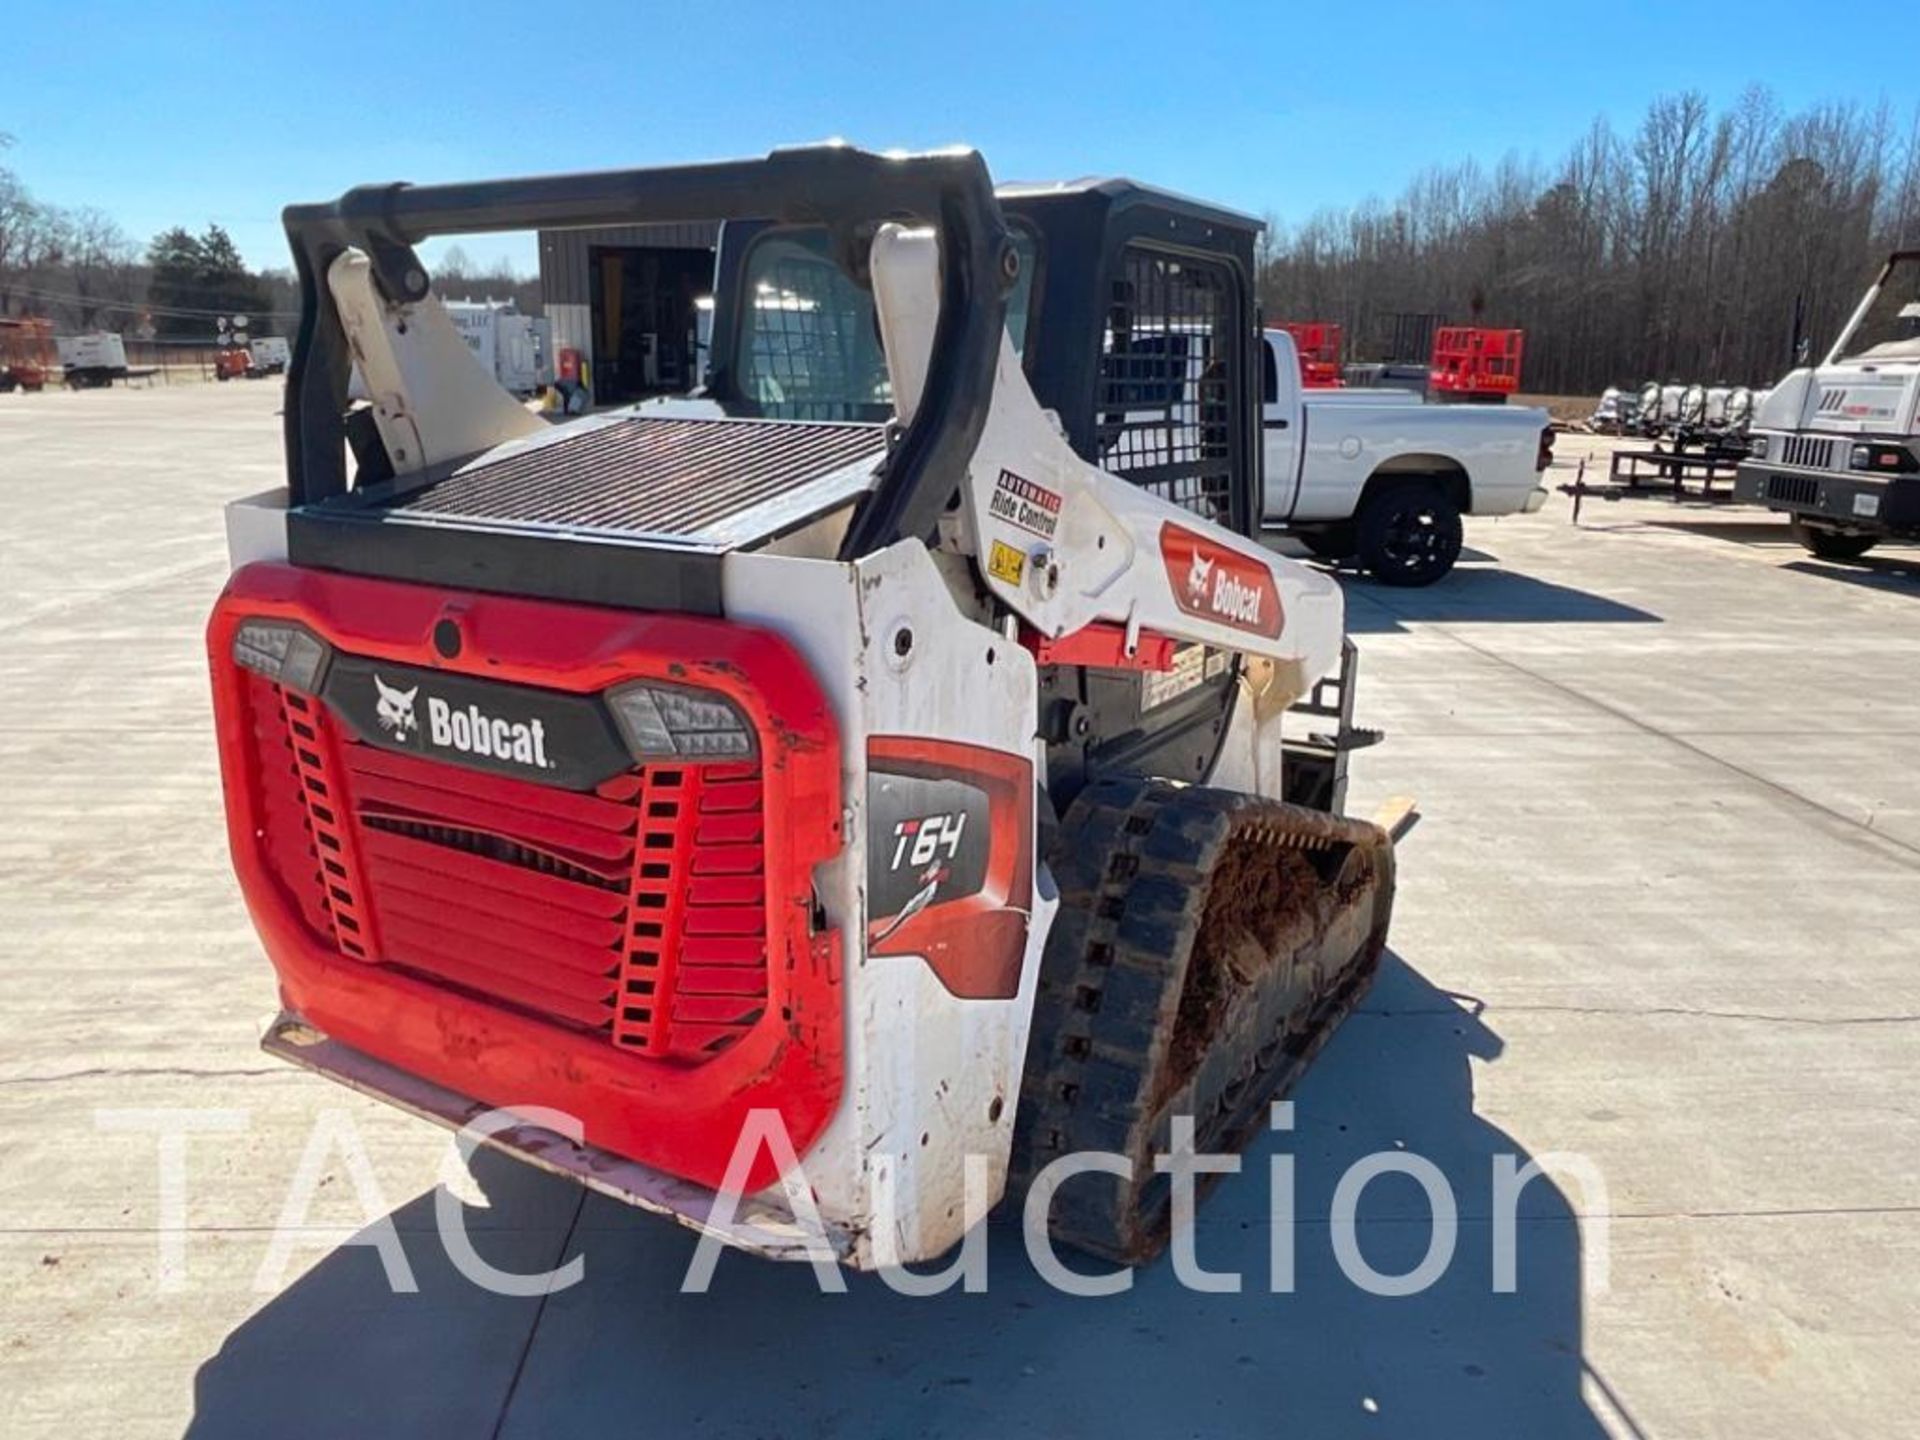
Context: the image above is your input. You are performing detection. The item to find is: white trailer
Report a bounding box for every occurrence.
[56,332,129,388]
[247,336,291,376]
[444,300,552,395]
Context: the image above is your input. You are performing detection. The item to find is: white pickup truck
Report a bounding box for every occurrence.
[1260,329,1553,584]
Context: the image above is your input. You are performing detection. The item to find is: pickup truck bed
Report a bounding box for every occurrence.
[1259,329,1551,584]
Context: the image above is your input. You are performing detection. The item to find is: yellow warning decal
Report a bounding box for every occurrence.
[988,540,1026,586]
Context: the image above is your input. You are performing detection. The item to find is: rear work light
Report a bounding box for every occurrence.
[607,681,757,759]
[232,620,328,693]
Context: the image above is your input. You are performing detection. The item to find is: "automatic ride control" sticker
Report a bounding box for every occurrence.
[990,468,1062,540]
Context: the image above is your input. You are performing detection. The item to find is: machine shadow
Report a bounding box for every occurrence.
[186,956,1609,1439]
[1639,520,1920,591]
[1782,553,1920,594]
[1640,518,1797,545]
[1343,567,1661,632]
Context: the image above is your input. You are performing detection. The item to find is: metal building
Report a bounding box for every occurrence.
[538,222,718,405]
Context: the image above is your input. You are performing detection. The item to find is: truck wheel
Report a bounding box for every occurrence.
[1791,518,1877,562]
[1295,524,1356,561]
[1355,479,1462,586]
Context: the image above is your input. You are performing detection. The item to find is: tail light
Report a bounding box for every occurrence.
[607,682,756,758]
[1849,442,1917,474]
[232,619,329,692]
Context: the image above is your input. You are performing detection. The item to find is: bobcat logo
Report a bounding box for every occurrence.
[1161,522,1282,638]
[373,674,419,740]
[1187,549,1215,600]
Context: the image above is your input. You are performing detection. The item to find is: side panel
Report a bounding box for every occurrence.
[723,542,1057,1267]
[1287,400,1549,521]
[226,489,291,569]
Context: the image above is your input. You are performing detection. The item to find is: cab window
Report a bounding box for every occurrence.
[735,226,1039,422]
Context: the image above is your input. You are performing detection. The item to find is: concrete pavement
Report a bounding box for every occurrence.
[1,388,1914,1437]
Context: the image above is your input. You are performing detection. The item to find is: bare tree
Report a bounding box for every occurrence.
[0,134,60,317]
[1257,88,1919,394]
[60,208,140,328]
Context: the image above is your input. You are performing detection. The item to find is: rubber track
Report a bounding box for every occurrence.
[1008,775,1395,1264]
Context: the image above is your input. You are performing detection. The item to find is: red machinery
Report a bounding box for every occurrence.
[1429,326,1524,401]
[1279,320,1344,388]
[0,317,58,393]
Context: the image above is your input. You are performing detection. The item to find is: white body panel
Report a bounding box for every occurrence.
[224,488,290,568]
[719,542,1300,1267]
[444,301,552,394]
[504,315,551,392]
[1749,255,1920,453]
[866,229,1346,703]
[247,336,290,371]
[721,542,1056,1266]
[328,253,544,475]
[447,302,499,380]
[56,332,128,371]
[1752,362,1920,441]
[1258,331,1548,525]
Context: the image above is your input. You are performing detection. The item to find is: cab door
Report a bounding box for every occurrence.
[1261,333,1303,522]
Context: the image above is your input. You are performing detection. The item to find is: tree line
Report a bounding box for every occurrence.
[12,92,1919,388]
[1257,88,1920,395]
[1,136,291,338]
[1,136,537,341]
[1,136,151,329]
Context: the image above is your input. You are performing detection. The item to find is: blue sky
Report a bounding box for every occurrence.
[8,1,1915,273]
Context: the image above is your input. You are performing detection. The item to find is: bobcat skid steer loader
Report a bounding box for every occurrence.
[208,145,1396,1267]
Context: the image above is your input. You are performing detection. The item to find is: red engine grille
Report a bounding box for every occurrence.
[244,672,769,1062]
